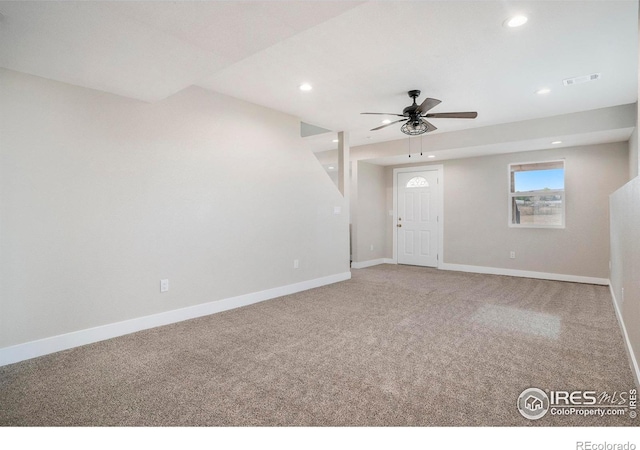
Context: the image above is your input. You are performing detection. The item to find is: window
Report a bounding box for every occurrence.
[406,176,428,188]
[509,160,565,228]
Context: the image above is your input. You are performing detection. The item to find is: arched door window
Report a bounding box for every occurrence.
[406,176,429,188]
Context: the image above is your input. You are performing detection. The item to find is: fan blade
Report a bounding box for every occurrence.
[370,118,407,131]
[422,119,437,132]
[361,112,404,116]
[424,112,478,119]
[416,97,441,114]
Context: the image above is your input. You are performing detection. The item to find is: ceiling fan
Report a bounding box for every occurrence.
[361,90,477,135]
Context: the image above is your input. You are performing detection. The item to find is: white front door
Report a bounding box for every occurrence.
[397,170,439,267]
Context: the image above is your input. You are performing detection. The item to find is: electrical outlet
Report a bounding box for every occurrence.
[160,279,169,293]
[293,259,299,269]
[370,244,374,251]
[510,251,516,259]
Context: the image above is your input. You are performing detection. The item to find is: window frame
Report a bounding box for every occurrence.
[508,159,566,229]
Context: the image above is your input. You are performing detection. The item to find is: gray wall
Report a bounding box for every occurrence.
[0,69,349,348]
[352,161,387,263]
[442,144,628,277]
[629,126,638,179]
[376,142,628,278]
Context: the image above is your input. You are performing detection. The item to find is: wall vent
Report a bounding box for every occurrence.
[562,73,601,86]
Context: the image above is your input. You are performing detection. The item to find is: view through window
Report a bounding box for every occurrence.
[509,161,565,228]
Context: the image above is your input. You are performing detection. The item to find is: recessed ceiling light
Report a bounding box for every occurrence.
[427,155,436,158]
[332,139,339,143]
[536,88,551,95]
[551,140,562,145]
[328,166,335,170]
[299,83,312,91]
[504,15,528,28]
[382,119,391,124]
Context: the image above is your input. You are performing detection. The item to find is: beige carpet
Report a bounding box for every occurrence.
[0,265,636,426]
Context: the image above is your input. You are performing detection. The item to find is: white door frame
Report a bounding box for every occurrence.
[392,165,444,268]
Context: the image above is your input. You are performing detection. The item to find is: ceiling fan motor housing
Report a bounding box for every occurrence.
[403,90,421,116]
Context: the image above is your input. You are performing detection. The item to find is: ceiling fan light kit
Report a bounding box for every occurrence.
[400,121,429,135]
[362,90,478,136]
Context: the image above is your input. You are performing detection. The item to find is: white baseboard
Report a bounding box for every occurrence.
[439,263,609,285]
[609,284,640,389]
[0,271,352,367]
[351,258,386,269]
[351,258,396,269]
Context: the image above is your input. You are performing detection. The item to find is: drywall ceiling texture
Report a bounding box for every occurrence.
[0,1,636,153]
[0,1,361,102]
[0,69,349,348]
[200,1,638,150]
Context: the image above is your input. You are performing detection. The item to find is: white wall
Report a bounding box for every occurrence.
[0,69,349,349]
[376,142,628,279]
[607,14,640,384]
[610,177,640,385]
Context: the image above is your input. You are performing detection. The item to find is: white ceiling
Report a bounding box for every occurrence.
[0,1,637,160]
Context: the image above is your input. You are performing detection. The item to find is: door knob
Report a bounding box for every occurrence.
[397,224,402,227]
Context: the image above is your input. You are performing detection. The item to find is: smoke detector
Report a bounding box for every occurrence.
[562,73,601,87]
